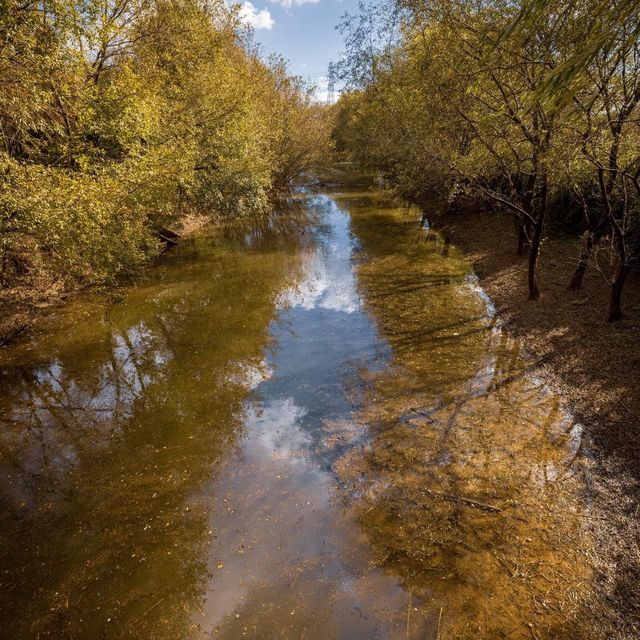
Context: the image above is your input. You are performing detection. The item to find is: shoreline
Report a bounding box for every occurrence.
[1,180,638,635]
[439,206,640,638]
[0,213,213,348]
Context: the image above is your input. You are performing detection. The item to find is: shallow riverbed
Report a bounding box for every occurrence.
[0,184,594,639]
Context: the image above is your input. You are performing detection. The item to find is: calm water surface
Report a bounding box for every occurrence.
[0,185,594,639]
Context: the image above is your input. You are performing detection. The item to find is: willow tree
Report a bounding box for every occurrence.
[335,0,640,317]
[0,0,331,292]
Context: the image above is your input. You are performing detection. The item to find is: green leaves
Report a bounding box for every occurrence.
[0,0,331,291]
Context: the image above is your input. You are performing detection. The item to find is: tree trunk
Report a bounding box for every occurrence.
[527,176,548,301]
[518,174,536,256]
[517,220,529,256]
[568,233,594,291]
[608,263,631,321]
[528,227,541,300]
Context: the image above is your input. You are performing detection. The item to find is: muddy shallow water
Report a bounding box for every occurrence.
[0,185,595,639]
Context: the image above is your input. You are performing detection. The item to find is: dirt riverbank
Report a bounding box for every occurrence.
[439,207,640,638]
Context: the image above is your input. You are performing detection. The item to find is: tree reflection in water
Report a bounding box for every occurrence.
[0,213,307,639]
[335,194,594,640]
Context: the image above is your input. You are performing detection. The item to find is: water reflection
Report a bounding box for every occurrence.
[0,215,307,639]
[0,322,172,505]
[0,187,596,640]
[278,197,362,315]
[336,193,594,639]
[194,196,419,639]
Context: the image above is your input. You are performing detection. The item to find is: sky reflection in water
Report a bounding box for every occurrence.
[0,189,594,640]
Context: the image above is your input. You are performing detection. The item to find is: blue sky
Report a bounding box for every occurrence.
[238,0,361,101]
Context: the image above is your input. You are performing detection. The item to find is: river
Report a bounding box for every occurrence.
[0,179,594,639]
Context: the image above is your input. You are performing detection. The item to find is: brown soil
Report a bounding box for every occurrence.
[439,207,640,638]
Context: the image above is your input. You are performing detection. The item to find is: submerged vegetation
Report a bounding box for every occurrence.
[336,194,595,638]
[0,0,330,314]
[333,0,640,320]
[2,1,640,637]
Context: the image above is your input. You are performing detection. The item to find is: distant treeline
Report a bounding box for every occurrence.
[333,0,640,320]
[0,0,330,289]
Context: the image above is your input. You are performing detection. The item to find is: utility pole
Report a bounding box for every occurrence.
[327,62,335,105]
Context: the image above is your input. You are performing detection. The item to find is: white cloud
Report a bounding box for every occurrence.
[271,0,320,7]
[277,205,361,314]
[312,75,329,104]
[239,2,275,29]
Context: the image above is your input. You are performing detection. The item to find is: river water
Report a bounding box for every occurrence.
[0,182,594,639]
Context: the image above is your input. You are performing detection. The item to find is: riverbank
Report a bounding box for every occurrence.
[0,183,615,638]
[439,207,640,638]
[0,213,211,347]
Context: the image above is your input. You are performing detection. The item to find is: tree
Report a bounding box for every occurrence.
[0,0,331,292]
[334,0,640,318]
